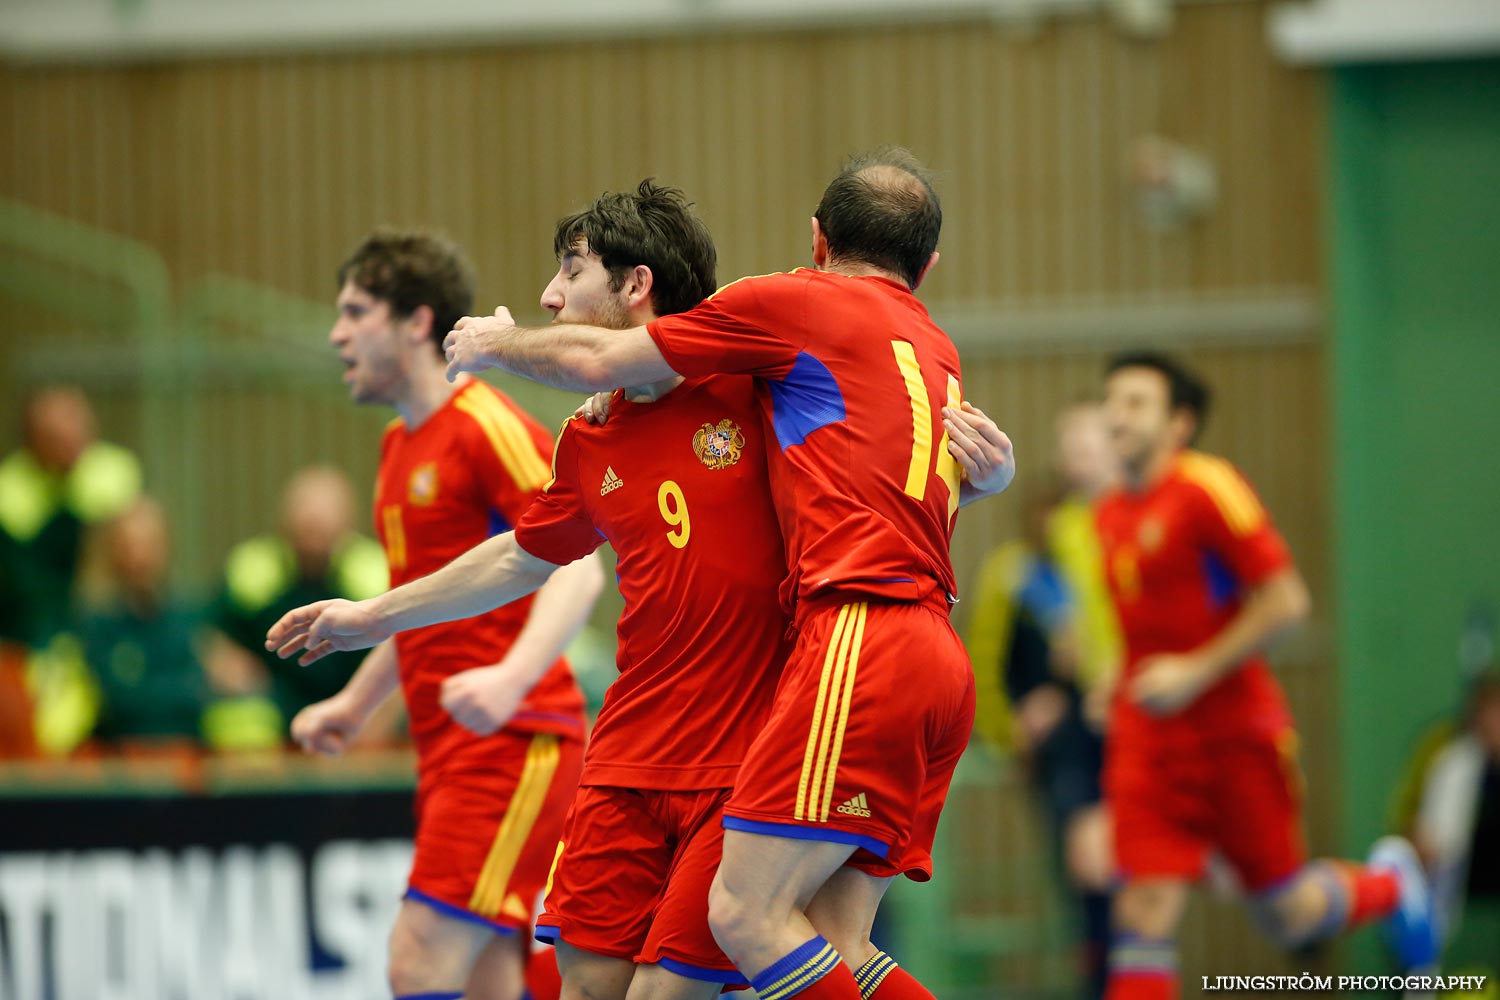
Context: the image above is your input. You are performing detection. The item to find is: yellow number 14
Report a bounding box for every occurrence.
[891,340,961,517]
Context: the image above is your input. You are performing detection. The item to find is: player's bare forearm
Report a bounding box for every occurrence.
[494,551,605,687]
[339,639,401,721]
[374,532,563,634]
[449,315,677,392]
[480,324,615,391]
[1192,567,1311,680]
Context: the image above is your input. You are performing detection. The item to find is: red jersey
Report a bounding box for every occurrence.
[375,378,585,768]
[513,375,790,790]
[646,269,964,610]
[1095,450,1294,743]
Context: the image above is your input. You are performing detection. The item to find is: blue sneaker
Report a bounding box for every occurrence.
[1368,836,1438,972]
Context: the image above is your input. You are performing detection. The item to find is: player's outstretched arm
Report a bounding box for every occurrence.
[443,307,677,392]
[266,531,565,665]
[441,550,605,736]
[945,400,1017,505]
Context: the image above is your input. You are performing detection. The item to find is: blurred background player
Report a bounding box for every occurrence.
[440,147,1017,1000]
[215,465,390,741]
[0,386,141,756]
[1094,351,1436,1000]
[1411,667,1500,976]
[290,230,603,1000]
[967,402,1120,998]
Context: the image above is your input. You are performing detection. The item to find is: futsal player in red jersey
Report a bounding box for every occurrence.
[441,148,1017,1000]
[289,231,603,1000]
[1093,351,1436,999]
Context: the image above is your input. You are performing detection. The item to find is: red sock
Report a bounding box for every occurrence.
[1105,936,1177,1000]
[1105,972,1177,1000]
[1342,864,1400,926]
[856,953,937,1000]
[791,963,861,999]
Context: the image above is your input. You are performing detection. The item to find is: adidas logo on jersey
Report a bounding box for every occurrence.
[599,466,624,495]
[836,792,872,818]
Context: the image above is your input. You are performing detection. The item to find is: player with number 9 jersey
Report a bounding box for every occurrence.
[646,266,975,881]
[513,373,789,982]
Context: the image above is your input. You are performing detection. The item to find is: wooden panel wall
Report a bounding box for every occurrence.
[1,3,1320,312]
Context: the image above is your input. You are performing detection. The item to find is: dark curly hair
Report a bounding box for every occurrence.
[552,180,717,317]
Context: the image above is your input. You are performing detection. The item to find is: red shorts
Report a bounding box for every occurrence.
[1106,727,1307,893]
[536,785,745,986]
[724,596,975,881]
[406,731,584,933]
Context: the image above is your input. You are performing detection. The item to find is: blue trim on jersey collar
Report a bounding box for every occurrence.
[403,887,518,934]
[721,815,890,858]
[768,352,846,450]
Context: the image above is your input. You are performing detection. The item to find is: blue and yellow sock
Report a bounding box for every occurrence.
[751,935,845,1000]
[854,951,899,997]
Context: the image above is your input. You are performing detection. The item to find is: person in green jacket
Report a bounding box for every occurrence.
[81,497,212,745]
[0,385,142,649]
[0,386,141,756]
[214,465,388,737]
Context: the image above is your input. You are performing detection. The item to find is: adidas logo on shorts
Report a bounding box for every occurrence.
[599,466,624,495]
[836,792,872,818]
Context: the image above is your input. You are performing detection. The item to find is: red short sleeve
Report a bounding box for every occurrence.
[514,422,605,565]
[646,273,806,379]
[1181,454,1292,587]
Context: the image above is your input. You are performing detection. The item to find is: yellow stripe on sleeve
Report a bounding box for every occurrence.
[796,604,852,822]
[1179,452,1266,536]
[454,390,552,492]
[470,390,553,488]
[540,416,582,493]
[464,389,553,489]
[468,734,562,917]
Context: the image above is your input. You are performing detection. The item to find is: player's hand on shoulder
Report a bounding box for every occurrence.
[440,664,527,737]
[1128,652,1213,716]
[945,396,1016,498]
[266,598,392,666]
[290,697,361,757]
[443,306,516,382]
[574,391,615,425]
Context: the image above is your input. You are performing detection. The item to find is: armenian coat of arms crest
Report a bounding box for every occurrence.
[692,419,745,470]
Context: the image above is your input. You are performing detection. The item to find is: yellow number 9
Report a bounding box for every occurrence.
[658,480,691,549]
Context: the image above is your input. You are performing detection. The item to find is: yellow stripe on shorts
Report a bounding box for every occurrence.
[795,602,868,822]
[468,733,561,917]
